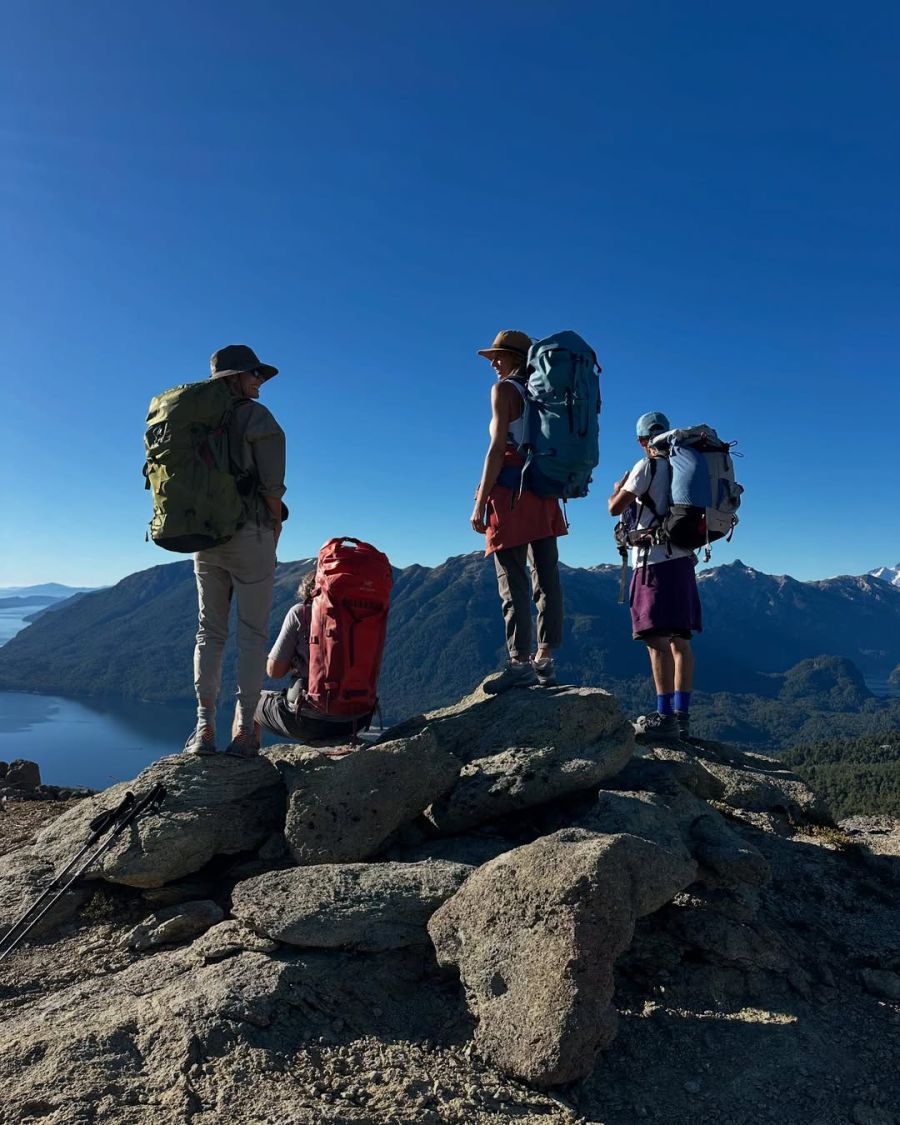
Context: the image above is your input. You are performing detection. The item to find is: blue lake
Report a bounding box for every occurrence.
[0,692,197,789]
[0,606,41,646]
[0,691,386,791]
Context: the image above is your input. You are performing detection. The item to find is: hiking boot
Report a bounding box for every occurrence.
[184,726,217,756]
[223,729,261,758]
[675,711,690,740]
[632,711,680,741]
[483,661,539,695]
[533,657,558,688]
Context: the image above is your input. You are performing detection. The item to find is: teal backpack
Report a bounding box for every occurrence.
[515,331,602,499]
[143,380,247,552]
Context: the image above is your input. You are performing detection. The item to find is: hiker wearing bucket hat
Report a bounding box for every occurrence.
[186,344,287,760]
[471,330,567,694]
[608,410,702,743]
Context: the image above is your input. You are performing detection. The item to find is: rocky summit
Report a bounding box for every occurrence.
[0,682,898,1125]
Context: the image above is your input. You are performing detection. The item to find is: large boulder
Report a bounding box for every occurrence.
[428,827,696,1086]
[6,758,41,788]
[271,730,460,865]
[417,686,633,833]
[31,753,285,888]
[586,787,770,890]
[232,859,472,951]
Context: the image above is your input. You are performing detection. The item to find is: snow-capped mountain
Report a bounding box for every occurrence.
[870,565,900,588]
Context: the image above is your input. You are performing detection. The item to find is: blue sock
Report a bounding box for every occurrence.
[657,693,674,716]
[674,690,692,714]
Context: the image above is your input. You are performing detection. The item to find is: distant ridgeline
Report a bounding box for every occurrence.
[0,556,899,751]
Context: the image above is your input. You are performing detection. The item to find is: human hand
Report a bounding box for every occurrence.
[470,502,487,534]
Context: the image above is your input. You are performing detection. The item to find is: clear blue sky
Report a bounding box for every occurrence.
[1,1,897,586]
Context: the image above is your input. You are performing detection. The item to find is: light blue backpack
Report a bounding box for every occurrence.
[514,331,602,499]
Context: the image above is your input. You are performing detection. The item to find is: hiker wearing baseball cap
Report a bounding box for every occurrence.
[186,344,287,759]
[471,330,567,694]
[608,410,702,741]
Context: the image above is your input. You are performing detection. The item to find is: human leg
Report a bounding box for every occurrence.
[228,528,276,744]
[632,629,679,740]
[486,545,539,693]
[671,635,694,737]
[494,545,533,660]
[191,554,233,748]
[529,536,563,663]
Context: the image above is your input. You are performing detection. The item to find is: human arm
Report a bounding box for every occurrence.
[267,654,291,679]
[608,475,637,517]
[470,382,518,533]
[266,605,303,680]
[263,495,283,546]
[245,405,287,540]
[608,460,650,517]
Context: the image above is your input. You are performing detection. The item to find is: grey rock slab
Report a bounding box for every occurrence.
[31,752,285,888]
[273,729,461,865]
[126,899,225,950]
[0,940,464,1122]
[422,687,634,833]
[232,859,472,951]
[185,918,279,964]
[0,846,89,940]
[647,743,827,822]
[428,827,696,1086]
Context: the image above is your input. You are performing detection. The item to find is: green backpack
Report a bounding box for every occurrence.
[143,380,246,553]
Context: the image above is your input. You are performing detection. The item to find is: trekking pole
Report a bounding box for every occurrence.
[0,790,136,960]
[0,783,165,964]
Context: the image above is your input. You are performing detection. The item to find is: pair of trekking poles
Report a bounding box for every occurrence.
[0,782,166,964]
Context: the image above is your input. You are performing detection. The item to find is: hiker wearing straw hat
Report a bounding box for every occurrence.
[471,330,567,694]
[186,344,287,759]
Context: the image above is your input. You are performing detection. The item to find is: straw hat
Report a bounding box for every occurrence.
[477,330,532,359]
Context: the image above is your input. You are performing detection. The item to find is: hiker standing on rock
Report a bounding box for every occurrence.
[471,330,566,693]
[608,411,702,740]
[185,345,287,758]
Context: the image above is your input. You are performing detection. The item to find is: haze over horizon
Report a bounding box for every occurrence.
[2,2,898,587]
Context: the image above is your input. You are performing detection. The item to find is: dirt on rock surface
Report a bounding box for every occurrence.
[0,734,898,1125]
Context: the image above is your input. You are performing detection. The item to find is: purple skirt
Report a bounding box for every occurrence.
[629,556,702,639]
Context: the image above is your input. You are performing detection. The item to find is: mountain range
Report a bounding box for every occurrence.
[0,584,96,602]
[0,555,899,749]
[870,564,900,587]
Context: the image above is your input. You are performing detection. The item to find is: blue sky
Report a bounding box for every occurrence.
[1,1,897,586]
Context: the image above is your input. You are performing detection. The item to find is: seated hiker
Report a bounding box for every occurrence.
[607,411,702,740]
[256,574,374,741]
[470,330,566,693]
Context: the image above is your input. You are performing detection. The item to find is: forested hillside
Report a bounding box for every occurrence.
[783,733,900,818]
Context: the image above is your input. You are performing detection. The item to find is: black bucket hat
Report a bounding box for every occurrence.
[209,344,278,382]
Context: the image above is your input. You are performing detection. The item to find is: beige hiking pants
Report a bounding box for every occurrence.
[193,525,276,724]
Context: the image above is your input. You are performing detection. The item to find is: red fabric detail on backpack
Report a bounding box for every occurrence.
[306,538,393,718]
[484,449,567,556]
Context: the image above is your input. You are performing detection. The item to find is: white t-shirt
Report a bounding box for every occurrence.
[622,457,695,567]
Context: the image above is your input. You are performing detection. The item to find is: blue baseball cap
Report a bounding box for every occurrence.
[636,411,670,438]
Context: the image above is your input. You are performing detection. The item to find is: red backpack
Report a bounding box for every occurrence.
[306,538,393,719]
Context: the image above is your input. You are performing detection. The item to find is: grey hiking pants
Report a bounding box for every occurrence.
[193,525,276,725]
[493,536,564,660]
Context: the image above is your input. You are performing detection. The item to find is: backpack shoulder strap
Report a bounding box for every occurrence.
[635,457,661,521]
